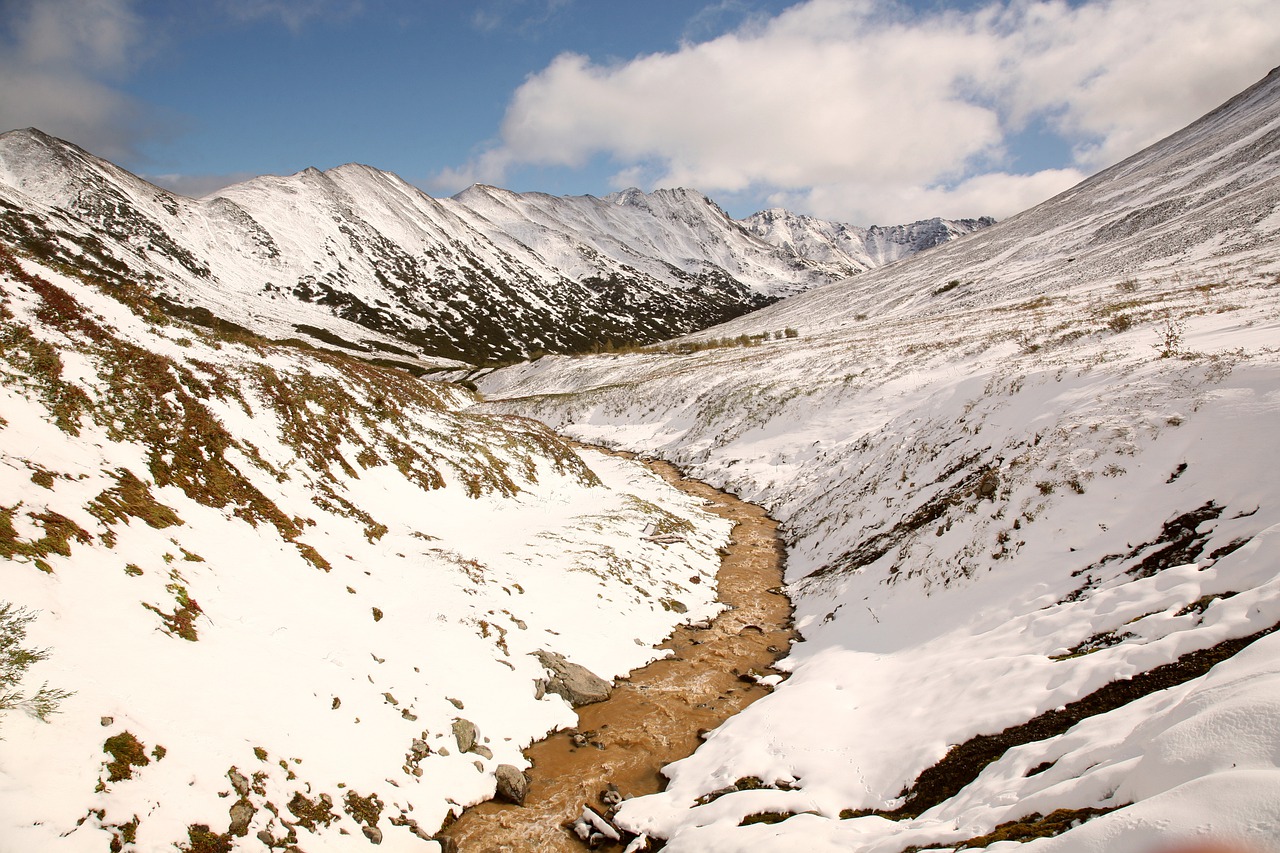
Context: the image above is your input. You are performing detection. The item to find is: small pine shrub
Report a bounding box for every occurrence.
[0,602,72,725]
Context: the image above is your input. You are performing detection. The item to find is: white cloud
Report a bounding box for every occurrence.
[451,0,1280,223]
[768,167,1087,224]
[144,171,258,198]
[220,0,364,32]
[0,0,160,163]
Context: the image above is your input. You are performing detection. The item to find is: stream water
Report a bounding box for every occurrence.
[440,452,794,851]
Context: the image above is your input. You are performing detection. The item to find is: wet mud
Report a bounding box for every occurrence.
[440,451,794,852]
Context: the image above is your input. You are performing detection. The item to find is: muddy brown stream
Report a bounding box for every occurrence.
[440,450,794,852]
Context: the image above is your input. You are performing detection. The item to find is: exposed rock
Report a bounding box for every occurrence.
[472,744,493,759]
[570,806,621,848]
[532,650,612,707]
[452,718,477,753]
[362,824,383,844]
[228,768,251,798]
[494,764,529,806]
[228,798,255,837]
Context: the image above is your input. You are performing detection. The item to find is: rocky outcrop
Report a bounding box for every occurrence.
[532,650,612,707]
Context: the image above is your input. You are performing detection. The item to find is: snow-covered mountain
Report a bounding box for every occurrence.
[741,207,993,270]
[473,67,1280,851]
[0,131,986,366]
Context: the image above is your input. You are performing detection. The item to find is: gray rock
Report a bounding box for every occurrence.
[228,768,251,798]
[452,718,477,753]
[228,798,255,837]
[362,824,383,844]
[472,744,493,759]
[494,764,529,805]
[532,650,612,707]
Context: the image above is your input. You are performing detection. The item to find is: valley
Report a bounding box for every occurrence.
[0,57,1278,853]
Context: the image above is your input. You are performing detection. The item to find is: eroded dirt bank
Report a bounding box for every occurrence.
[441,451,795,851]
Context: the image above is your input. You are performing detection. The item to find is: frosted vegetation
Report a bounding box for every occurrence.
[472,68,1280,851]
[0,241,731,850]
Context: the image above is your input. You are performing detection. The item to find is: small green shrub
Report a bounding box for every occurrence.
[1153,317,1185,358]
[0,602,72,725]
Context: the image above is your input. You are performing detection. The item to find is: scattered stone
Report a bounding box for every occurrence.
[494,764,529,805]
[976,470,1000,499]
[410,738,430,760]
[255,829,276,846]
[452,718,478,753]
[570,806,622,848]
[601,784,624,808]
[100,716,114,727]
[371,607,383,622]
[362,824,383,844]
[472,744,493,759]
[228,799,255,837]
[228,769,251,798]
[400,709,418,721]
[533,650,612,707]
[447,697,464,709]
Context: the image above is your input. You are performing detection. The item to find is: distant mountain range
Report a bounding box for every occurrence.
[0,129,989,365]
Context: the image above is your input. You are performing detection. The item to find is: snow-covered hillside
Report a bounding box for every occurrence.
[0,132,986,366]
[0,240,737,850]
[473,67,1280,851]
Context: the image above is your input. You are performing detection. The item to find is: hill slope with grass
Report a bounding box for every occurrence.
[0,238,739,850]
[472,67,1280,852]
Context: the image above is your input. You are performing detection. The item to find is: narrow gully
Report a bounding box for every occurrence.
[440,449,795,851]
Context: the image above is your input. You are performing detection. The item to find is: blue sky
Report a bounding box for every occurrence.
[2,0,1278,223]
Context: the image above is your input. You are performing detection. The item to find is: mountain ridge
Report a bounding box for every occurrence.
[0,127,989,365]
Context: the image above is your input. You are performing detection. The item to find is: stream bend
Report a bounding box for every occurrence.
[441,450,795,851]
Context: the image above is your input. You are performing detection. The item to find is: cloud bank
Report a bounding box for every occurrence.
[0,0,158,164]
[450,0,1280,223]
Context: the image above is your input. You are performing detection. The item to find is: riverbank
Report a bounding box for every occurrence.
[441,452,794,851]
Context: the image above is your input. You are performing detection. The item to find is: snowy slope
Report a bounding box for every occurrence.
[0,242,735,851]
[473,67,1280,851]
[0,132,986,366]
